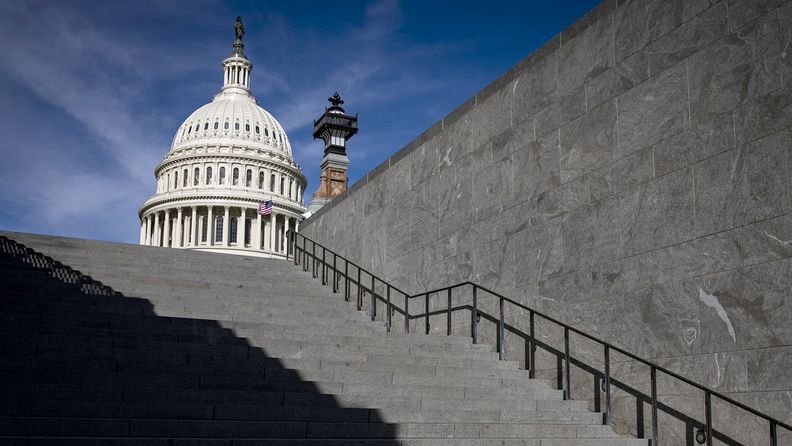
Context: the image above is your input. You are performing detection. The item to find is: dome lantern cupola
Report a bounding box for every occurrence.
[221,16,252,95]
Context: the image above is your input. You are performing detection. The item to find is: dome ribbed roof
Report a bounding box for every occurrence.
[169,93,292,157]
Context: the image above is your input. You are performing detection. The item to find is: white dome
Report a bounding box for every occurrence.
[170,93,292,157]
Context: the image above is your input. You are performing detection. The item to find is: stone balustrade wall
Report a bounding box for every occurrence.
[302,0,792,441]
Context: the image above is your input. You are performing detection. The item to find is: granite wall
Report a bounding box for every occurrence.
[301,0,792,441]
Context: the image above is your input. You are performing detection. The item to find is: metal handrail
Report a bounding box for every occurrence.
[288,230,790,446]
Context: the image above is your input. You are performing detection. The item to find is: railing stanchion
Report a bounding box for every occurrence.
[564,327,571,400]
[404,293,410,333]
[357,267,362,311]
[302,237,307,271]
[321,247,326,286]
[292,233,297,265]
[471,285,478,344]
[446,288,452,336]
[636,399,645,439]
[332,253,337,293]
[386,284,392,332]
[344,260,349,302]
[651,366,659,446]
[704,391,712,446]
[594,376,601,413]
[604,345,612,425]
[371,275,377,321]
[311,242,316,278]
[425,293,430,335]
[498,297,505,361]
[770,421,778,446]
[528,310,535,379]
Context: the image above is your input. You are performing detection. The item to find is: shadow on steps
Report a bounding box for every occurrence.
[0,235,400,444]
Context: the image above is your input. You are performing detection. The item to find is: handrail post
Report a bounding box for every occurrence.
[425,293,430,335]
[386,284,392,332]
[332,253,337,293]
[344,260,349,302]
[651,366,659,446]
[604,345,612,425]
[528,310,535,379]
[471,285,478,344]
[311,242,316,278]
[321,247,326,285]
[302,237,307,271]
[498,297,505,361]
[404,293,410,333]
[447,288,452,336]
[704,391,712,446]
[564,327,571,400]
[291,232,297,265]
[357,267,362,311]
[370,275,377,321]
[770,421,778,446]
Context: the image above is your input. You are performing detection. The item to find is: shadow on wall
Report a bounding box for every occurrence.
[0,235,398,443]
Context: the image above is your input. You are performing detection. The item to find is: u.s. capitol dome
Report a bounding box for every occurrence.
[138,20,307,258]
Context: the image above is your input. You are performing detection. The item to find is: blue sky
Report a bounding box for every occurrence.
[0,0,600,243]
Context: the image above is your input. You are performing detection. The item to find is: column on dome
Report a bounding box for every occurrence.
[190,206,197,247]
[139,220,145,245]
[255,210,262,250]
[144,215,151,245]
[281,216,288,254]
[207,206,214,246]
[269,211,276,254]
[153,212,161,247]
[239,207,246,247]
[295,218,299,234]
[222,206,230,247]
[163,210,171,248]
[176,207,184,248]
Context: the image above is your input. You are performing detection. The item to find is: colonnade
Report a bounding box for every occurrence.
[139,205,299,256]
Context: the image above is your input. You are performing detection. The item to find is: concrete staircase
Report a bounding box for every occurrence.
[0,231,645,445]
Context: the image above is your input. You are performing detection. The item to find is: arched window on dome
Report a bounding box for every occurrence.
[224,121,229,130]
[245,169,252,188]
[206,167,213,185]
[270,174,275,192]
[288,179,293,199]
[265,128,269,137]
[219,166,225,185]
[244,218,252,245]
[258,171,265,189]
[194,167,200,186]
[255,125,260,134]
[183,169,188,187]
[234,122,240,131]
[215,216,223,243]
[214,122,219,130]
[245,123,250,132]
[204,123,208,131]
[174,171,178,189]
[232,168,239,186]
[188,126,192,134]
[280,177,284,195]
[230,217,238,244]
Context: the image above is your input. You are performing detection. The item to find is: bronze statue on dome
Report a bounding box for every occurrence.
[235,16,245,41]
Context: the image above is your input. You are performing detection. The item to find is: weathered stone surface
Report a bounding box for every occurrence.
[684,0,722,21]
[616,62,689,158]
[652,114,734,177]
[622,167,695,256]
[513,49,558,121]
[782,1,792,85]
[688,12,782,122]
[511,130,561,206]
[589,146,653,201]
[734,84,792,146]
[644,1,728,76]
[473,152,514,221]
[727,0,783,30]
[693,131,790,236]
[584,52,649,110]
[614,0,684,61]
[562,194,624,271]
[513,218,564,288]
[558,12,614,95]
[560,100,616,183]
[534,86,586,137]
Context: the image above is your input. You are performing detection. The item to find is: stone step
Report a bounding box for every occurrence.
[0,438,647,445]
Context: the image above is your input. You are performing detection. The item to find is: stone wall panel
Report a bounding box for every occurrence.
[560,100,617,183]
[614,0,684,61]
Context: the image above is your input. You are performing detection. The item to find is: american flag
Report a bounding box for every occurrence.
[258,200,273,215]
